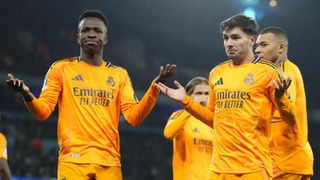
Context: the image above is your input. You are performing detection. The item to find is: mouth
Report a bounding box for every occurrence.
[227,49,237,54]
[84,39,99,46]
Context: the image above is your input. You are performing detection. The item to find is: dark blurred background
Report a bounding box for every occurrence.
[0,0,319,179]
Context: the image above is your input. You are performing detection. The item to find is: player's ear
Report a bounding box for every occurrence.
[250,35,257,47]
[279,43,285,54]
[104,34,109,45]
[76,34,80,44]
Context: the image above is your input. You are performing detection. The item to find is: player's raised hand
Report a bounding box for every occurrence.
[156,80,186,102]
[272,76,292,99]
[154,64,176,84]
[7,73,33,101]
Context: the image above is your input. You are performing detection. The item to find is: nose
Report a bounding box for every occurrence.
[225,39,234,48]
[87,30,97,38]
[255,47,261,55]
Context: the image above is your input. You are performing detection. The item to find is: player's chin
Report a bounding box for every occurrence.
[227,54,239,59]
[83,45,100,54]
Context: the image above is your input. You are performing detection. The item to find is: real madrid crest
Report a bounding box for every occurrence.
[244,73,254,85]
[107,76,115,87]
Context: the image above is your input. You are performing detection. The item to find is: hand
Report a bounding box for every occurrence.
[7,73,33,101]
[272,77,292,99]
[156,80,186,102]
[154,64,176,83]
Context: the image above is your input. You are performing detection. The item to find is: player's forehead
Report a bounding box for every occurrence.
[223,27,246,36]
[78,17,106,30]
[193,84,209,93]
[256,33,276,43]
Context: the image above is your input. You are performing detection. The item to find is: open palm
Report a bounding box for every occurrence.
[156,80,186,102]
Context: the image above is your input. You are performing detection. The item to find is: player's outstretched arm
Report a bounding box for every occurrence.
[122,64,176,127]
[157,81,214,127]
[6,73,34,102]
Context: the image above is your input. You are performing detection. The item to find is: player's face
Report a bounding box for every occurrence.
[255,33,281,63]
[191,84,209,106]
[77,17,108,55]
[223,27,255,61]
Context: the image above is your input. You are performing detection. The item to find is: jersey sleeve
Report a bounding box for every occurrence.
[25,62,63,121]
[120,70,160,126]
[0,134,8,160]
[163,110,191,139]
[180,96,214,128]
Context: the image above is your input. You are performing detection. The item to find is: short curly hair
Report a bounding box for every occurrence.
[78,9,108,29]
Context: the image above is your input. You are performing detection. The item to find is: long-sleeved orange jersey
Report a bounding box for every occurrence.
[164,110,213,180]
[270,59,313,175]
[0,133,8,160]
[181,58,295,176]
[25,57,160,166]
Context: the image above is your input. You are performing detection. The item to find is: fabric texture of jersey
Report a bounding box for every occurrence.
[181,58,295,176]
[25,57,159,166]
[164,110,213,180]
[270,59,314,175]
[0,133,8,160]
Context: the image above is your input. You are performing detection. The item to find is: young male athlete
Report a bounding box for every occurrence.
[6,10,176,180]
[157,14,295,179]
[255,26,314,180]
[164,77,213,180]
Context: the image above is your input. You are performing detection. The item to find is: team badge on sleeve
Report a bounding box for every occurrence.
[106,76,115,87]
[244,73,254,85]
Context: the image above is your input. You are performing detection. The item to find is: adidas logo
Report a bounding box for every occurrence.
[72,74,84,81]
[214,77,223,85]
[192,127,200,133]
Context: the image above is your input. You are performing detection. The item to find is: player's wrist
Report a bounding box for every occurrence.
[21,91,34,102]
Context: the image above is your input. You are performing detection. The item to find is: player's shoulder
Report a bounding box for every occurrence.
[0,133,6,143]
[281,59,300,71]
[210,60,231,74]
[106,61,127,72]
[169,109,185,119]
[49,57,78,69]
[216,60,232,68]
[253,57,284,75]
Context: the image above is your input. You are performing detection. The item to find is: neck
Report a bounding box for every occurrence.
[274,55,287,64]
[232,52,255,65]
[79,51,103,66]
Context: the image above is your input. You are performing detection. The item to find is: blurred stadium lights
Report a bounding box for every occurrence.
[240,0,260,6]
[242,7,264,21]
[243,7,256,19]
[269,0,278,7]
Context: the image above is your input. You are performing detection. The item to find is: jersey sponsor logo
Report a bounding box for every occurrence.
[215,90,251,109]
[214,77,224,85]
[72,74,84,81]
[194,138,213,153]
[244,73,254,85]
[73,87,114,107]
[106,76,115,87]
